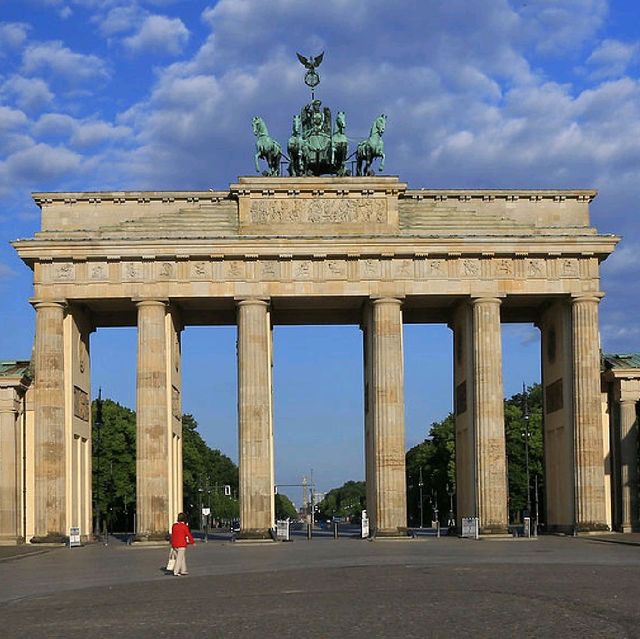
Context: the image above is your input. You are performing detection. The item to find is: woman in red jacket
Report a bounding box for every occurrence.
[171,512,195,576]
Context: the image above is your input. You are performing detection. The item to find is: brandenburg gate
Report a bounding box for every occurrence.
[4,54,625,543]
[10,175,619,540]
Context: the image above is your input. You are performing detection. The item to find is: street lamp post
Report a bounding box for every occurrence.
[522,383,532,520]
[418,467,424,529]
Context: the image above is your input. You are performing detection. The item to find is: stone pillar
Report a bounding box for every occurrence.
[571,294,608,531]
[363,298,406,536]
[0,390,21,542]
[472,297,508,534]
[32,300,67,542]
[451,303,475,526]
[618,399,638,532]
[136,299,171,540]
[237,299,274,538]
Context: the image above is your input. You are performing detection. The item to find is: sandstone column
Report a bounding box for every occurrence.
[618,399,638,532]
[472,296,508,534]
[0,390,21,542]
[237,299,274,538]
[32,300,67,541]
[571,294,608,531]
[364,297,406,536]
[136,299,171,539]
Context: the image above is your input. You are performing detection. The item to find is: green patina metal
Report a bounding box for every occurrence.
[252,52,387,177]
[0,360,32,379]
[602,353,640,370]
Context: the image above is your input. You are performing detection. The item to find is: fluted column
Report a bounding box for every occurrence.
[136,299,170,540]
[619,399,638,532]
[368,297,406,535]
[32,300,67,541]
[571,294,608,531]
[237,299,274,538]
[472,297,508,534]
[0,391,20,542]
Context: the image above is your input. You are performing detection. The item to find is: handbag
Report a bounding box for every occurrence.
[166,547,177,571]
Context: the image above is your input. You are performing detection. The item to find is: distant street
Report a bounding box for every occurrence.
[2,534,639,638]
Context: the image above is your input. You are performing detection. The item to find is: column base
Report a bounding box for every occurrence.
[237,528,274,540]
[0,536,25,545]
[30,533,68,544]
[576,522,610,533]
[134,532,170,543]
[374,527,408,538]
[479,525,509,535]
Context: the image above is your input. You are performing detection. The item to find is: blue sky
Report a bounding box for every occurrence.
[1,0,638,502]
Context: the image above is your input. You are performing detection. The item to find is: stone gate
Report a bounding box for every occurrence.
[9,175,620,540]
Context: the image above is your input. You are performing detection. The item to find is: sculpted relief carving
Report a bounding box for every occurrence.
[249,197,387,225]
[46,255,594,291]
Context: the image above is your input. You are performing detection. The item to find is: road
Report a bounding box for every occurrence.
[2,533,639,638]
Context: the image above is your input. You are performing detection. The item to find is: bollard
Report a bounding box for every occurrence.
[307,522,312,540]
[333,522,339,539]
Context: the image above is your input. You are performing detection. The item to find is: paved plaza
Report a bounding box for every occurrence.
[1,534,639,638]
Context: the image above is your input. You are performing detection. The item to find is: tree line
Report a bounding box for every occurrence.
[318,384,544,526]
[93,383,543,531]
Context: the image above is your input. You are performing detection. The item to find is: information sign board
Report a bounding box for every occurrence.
[461,517,479,539]
[276,518,290,541]
[69,527,82,547]
[361,510,369,539]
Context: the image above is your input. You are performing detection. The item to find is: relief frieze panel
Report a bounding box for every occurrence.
[89,262,108,281]
[41,254,596,290]
[248,197,387,225]
[53,262,75,281]
[292,260,313,279]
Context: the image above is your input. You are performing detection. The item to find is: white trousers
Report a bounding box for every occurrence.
[173,547,188,575]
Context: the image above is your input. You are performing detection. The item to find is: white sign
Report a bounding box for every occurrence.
[361,510,369,539]
[202,507,210,516]
[276,518,290,541]
[69,527,81,547]
[461,517,479,539]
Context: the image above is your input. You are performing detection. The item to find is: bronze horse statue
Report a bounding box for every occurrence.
[252,116,281,176]
[356,114,386,176]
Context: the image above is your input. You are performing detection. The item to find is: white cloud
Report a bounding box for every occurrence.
[96,5,145,37]
[1,75,54,111]
[0,106,29,133]
[123,15,189,55]
[22,40,110,83]
[517,0,609,54]
[587,39,639,79]
[0,142,83,200]
[32,112,132,148]
[0,22,30,52]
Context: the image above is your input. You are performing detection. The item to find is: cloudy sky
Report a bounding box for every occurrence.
[1,0,639,498]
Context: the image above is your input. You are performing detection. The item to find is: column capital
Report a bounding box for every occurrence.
[29,298,67,310]
[370,296,404,307]
[235,297,270,308]
[471,295,504,307]
[133,298,168,308]
[571,292,604,305]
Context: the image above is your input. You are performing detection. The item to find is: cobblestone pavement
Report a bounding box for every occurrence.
[2,535,639,638]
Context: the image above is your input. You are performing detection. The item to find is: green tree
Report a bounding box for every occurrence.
[317,480,366,521]
[404,383,544,527]
[92,399,137,532]
[275,493,298,520]
[181,413,239,528]
[92,401,239,532]
[504,384,544,521]
[406,413,455,526]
